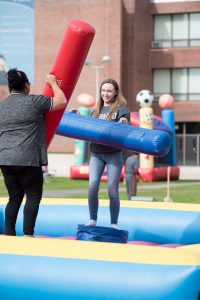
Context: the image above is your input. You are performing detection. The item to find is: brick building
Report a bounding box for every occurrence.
[1,0,200,165]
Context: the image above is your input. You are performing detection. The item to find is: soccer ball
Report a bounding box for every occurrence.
[136,90,154,108]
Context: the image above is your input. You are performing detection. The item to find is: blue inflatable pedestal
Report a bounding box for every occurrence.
[76,225,129,244]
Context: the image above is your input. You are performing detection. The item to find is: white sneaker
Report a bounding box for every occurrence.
[111,224,119,229]
[85,220,97,226]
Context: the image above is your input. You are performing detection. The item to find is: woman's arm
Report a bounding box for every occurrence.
[46,74,67,111]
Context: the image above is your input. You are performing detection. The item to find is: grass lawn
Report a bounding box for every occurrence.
[1,175,199,203]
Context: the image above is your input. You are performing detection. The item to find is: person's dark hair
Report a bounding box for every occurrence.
[7,68,30,92]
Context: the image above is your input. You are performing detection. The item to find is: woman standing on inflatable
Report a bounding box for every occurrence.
[0,68,67,236]
[86,78,130,229]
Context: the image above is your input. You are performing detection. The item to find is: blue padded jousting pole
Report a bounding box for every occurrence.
[56,112,171,157]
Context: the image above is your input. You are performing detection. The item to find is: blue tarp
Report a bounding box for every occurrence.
[76,224,129,244]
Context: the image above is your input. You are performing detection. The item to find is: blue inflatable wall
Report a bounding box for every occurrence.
[0,199,200,300]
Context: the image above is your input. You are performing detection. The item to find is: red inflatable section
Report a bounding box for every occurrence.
[70,165,89,180]
[69,165,125,182]
[70,164,179,182]
[70,165,139,182]
[130,112,140,127]
[43,20,95,147]
[139,166,180,182]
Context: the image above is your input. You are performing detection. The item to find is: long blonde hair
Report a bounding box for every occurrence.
[92,78,127,120]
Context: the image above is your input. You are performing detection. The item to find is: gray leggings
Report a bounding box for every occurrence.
[88,152,123,224]
[125,173,137,200]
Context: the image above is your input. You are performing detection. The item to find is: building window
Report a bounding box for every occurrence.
[173,14,188,47]
[172,69,187,101]
[190,13,200,46]
[153,69,170,94]
[189,68,200,100]
[153,68,200,101]
[152,13,200,48]
[153,15,171,48]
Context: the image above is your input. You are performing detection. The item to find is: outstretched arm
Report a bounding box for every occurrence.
[46,74,67,111]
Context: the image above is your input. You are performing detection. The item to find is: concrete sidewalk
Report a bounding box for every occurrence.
[48,153,200,180]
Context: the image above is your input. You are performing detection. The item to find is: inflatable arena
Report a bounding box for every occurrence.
[0,199,200,299]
